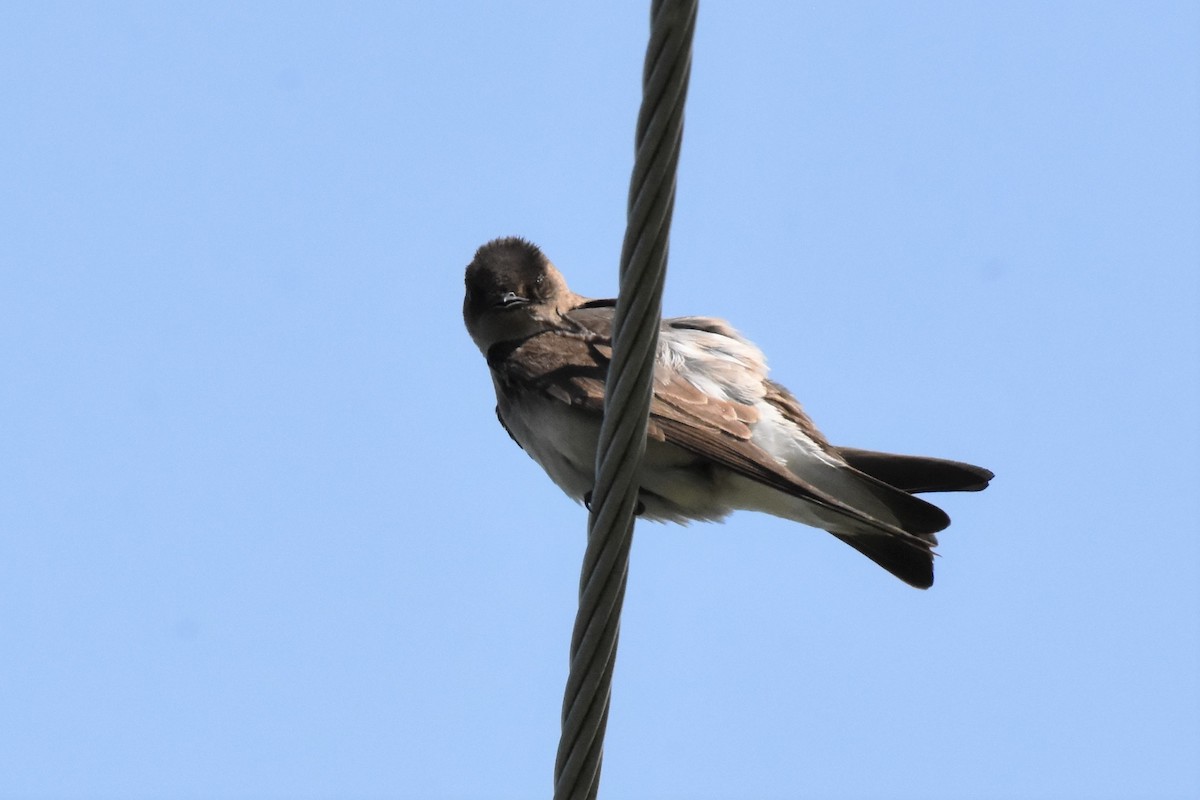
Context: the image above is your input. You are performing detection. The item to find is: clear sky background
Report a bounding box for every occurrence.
[2,3,1198,799]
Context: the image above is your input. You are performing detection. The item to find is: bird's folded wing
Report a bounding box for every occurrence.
[494,326,933,548]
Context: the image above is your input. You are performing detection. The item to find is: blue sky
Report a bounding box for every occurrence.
[2,3,1197,799]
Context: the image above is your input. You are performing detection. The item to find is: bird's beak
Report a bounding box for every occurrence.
[497,291,529,308]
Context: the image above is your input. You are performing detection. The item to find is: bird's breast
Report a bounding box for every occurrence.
[495,383,600,502]
[493,378,737,524]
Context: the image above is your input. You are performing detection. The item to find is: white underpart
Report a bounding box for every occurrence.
[657,324,857,527]
[658,321,907,533]
[659,322,835,474]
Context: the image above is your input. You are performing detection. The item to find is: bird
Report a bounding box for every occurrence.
[462,236,992,588]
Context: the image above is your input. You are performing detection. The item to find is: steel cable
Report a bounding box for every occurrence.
[552,2,697,798]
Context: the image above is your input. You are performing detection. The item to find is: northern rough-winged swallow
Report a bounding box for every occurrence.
[463,237,992,588]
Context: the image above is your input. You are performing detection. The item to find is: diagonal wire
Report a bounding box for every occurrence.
[552,1,697,798]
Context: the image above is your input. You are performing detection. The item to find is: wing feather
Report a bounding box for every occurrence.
[491,314,934,548]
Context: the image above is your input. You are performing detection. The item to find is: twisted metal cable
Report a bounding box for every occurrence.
[553,1,698,798]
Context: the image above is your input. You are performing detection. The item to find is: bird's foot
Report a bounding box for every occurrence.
[583,491,645,516]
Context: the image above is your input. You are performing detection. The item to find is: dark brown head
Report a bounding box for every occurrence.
[463,237,578,353]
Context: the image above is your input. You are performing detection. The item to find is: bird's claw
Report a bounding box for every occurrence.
[583,491,645,516]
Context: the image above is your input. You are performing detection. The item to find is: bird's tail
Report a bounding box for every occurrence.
[834,448,994,494]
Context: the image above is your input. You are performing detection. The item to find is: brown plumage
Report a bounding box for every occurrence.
[464,237,993,588]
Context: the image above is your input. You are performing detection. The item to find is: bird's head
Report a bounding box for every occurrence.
[463,237,577,353]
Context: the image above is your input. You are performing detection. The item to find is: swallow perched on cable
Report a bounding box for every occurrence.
[462,237,992,588]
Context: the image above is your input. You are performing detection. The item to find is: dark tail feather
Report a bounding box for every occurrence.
[835,448,994,494]
[832,531,935,589]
